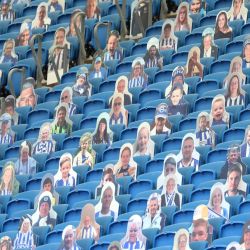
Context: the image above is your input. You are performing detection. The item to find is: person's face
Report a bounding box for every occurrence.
[190,0,201,13]
[149,46,157,58]
[171,89,182,105]
[228,170,241,192]
[117,80,125,93]
[1,121,8,133]
[165,163,176,175]
[233,0,242,12]
[212,188,222,207]
[43,182,52,192]
[244,231,250,249]
[83,215,91,227]
[133,64,141,77]
[98,122,106,134]
[138,127,149,151]
[61,160,71,179]
[166,178,175,194]
[179,6,187,23]
[41,129,49,141]
[4,41,13,56]
[247,130,250,144]
[101,188,113,210]
[39,202,50,217]
[5,105,14,116]
[229,76,239,94]
[218,13,226,30]
[121,148,131,166]
[19,87,36,107]
[164,25,171,38]
[38,6,46,21]
[113,97,122,113]
[129,223,138,243]
[64,229,74,250]
[57,109,66,123]
[107,35,117,53]
[3,168,12,184]
[182,138,194,160]
[244,44,250,59]
[21,149,29,162]
[229,150,239,163]
[192,224,208,241]
[20,29,30,45]
[56,30,65,46]
[173,75,183,85]
[149,199,158,217]
[212,100,224,121]
[22,221,30,232]
[61,91,70,104]
[155,117,166,132]
[204,35,212,50]
[77,76,86,86]
[178,234,188,250]
[199,117,207,131]
[94,61,101,71]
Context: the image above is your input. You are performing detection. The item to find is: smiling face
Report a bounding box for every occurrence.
[212,99,224,121]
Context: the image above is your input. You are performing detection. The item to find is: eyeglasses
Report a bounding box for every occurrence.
[114,102,121,107]
[61,95,69,101]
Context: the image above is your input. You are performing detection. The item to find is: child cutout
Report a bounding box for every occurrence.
[76,203,100,242]
[73,132,96,167]
[0,113,15,145]
[51,103,72,135]
[207,182,230,220]
[95,182,119,221]
[32,191,57,229]
[133,122,155,159]
[159,19,178,51]
[161,174,182,208]
[150,103,172,136]
[54,153,77,187]
[3,95,19,125]
[0,39,18,65]
[227,0,248,23]
[16,19,32,46]
[172,228,191,250]
[157,153,182,189]
[59,87,77,116]
[189,0,206,15]
[185,46,203,78]
[167,83,189,116]
[89,56,108,81]
[177,133,200,170]
[15,141,37,175]
[128,57,148,89]
[195,112,216,147]
[120,214,147,250]
[31,2,51,29]
[224,56,246,87]
[95,164,120,198]
[34,173,59,208]
[209,94,230,126]
[142,193,166,231]
[47,27,70,85]
[109,93,128,126]
[13,215,36,250]
[72,67,92,97]
[174,2,192,32]
[32,122,56,154]
[0,161,19,196]
[214,11,232,40]
[224,72,245,107]
[109,75,132,107]
[113,143,138,180]
[224,163,247,198]
[200,27,218,59]
[240,125,250,158]
[92,112,113,146]
[242,36,250,69]
[58,225,81,250]
[143,37,163,69]
[165,66,189,98]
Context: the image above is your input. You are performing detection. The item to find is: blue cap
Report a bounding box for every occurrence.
[155,103,168,119]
